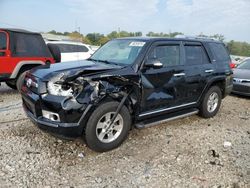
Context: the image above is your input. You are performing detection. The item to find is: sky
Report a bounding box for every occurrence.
[0,0,250,42]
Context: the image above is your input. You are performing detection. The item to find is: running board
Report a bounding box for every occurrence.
[135,109,199,129]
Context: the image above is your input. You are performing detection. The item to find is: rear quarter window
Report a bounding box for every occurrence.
[11,33,51,57]
[184,45,210,65]
[208,43,230,62]
[55,44,89,53]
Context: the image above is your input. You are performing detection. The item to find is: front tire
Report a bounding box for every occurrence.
[85,101,131,152]
[199,86,222,118]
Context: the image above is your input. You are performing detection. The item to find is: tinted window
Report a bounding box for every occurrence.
[208,43,230,62]
[55,44,89,53]
[0,32,7,50]
[12,33,50,57]
[74,45,88,52]
[185,45,210,65]
[149,45,180,67]
[237,59,250,70]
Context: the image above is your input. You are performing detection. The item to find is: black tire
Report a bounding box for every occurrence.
[199,86,222,118]
[5,80,17,90]
[85,101,131,152]
[17,71,27,92]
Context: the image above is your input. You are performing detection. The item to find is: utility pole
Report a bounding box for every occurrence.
[77,27,81,42]
[118,27,120,37]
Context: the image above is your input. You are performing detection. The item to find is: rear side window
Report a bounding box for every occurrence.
[184,45,210,65]
[74,45,89,52]
[56,44,89,53]
[0,32,7,50]
[149,45,180,67]
[11,33,51,57]
[208,43,230,62]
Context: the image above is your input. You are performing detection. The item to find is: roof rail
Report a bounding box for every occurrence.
[175,35,216,41]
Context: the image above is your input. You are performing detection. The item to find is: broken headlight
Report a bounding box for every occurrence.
[47,81,74,96]
[47,73,84,97]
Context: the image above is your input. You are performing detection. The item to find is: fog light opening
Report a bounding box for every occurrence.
[42,110,60,122]
[50,114,59,121]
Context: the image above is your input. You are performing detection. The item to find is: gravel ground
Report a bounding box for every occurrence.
[0,83,249,188]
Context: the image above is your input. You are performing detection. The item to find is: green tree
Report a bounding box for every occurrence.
[86,33,105,45]
[48,30,57,35]
[227,40,250,56]
[98,36,109,45]
[210,34,225,42]
[146,32,172,37]
[107,31,119,39]
[68,31,83,41]
[169,32,183,37]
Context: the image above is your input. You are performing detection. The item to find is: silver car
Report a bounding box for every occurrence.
[232,58,250,96]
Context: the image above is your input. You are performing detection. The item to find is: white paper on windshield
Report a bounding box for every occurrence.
[129,42,145,47]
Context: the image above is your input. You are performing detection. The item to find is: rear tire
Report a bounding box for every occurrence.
[5,80,17,90]
[85,101,131,152]
[199,86,222,118]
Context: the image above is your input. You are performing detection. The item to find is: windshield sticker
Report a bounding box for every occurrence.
[129,42,145,47]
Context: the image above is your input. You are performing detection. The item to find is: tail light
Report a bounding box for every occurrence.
[230,62,236,69]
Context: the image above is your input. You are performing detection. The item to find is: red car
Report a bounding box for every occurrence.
[0,28,60,89]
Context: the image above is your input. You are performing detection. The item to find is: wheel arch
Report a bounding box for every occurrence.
[10,60,44,79]
[199,76,226,104]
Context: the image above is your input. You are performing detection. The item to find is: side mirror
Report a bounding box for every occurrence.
[145,59,163,69]
[47,43,61,63]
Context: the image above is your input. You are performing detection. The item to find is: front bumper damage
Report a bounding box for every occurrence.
[22,88,92,137]
[21,73,138,138]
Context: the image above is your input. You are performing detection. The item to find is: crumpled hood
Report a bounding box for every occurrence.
[29,60,120,81]
[233,68,250,80]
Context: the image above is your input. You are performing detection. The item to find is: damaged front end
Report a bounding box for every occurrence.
[22,68,140,137]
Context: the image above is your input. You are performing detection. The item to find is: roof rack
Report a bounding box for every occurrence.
[175,35,216,41]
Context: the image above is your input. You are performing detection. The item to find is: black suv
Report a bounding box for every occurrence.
[20,37,233,152]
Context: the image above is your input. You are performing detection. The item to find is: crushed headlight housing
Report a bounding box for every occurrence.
[47,72,84,97]
[47,81,74,96]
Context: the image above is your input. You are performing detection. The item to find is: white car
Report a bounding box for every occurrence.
[46,41,95,62]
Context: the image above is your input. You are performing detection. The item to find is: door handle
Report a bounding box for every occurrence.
[174,73,185,77]
[205,69,214,73]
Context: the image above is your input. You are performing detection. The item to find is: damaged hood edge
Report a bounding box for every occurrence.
[29,60,122,81]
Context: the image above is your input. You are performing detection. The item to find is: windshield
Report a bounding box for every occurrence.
[237,59,250,70]
[90,39,146,65]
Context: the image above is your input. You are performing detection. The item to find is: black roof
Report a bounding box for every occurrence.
[0,28,39,35]
[116,37,222,43]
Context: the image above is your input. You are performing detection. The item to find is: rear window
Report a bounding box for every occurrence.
[185,45,210,65]
[0,32,7,50]
[11,33,51,57]
[208,43,230,62]
[55,44,89,53]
